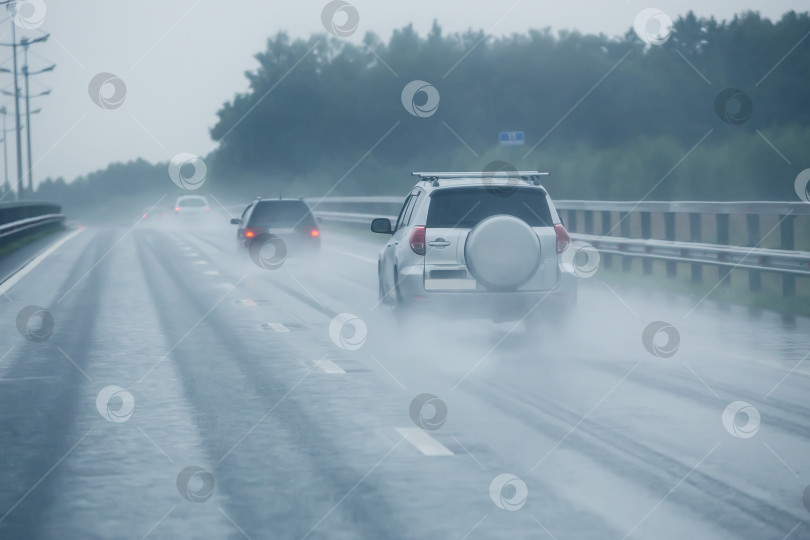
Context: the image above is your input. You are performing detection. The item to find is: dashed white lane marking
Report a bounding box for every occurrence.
[315,359,345,374]
[395,427,454,456]
[264,322,289,332]
[185,252,199,257]
[203,270,220,276]
[235,299,256,306]
[193,260,207,265]
[325,247,376,264]
[0,229,84,296]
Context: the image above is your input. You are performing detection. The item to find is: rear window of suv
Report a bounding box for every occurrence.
[426,187,553,228]
[248,200,316,227]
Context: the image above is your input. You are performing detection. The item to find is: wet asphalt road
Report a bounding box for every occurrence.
[0,219,808,539]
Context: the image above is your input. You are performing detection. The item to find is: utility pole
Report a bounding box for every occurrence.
[10,19,22,200]
[0,85,51,201]
[0,107,25,200]
[0,107,8,196]
[22,40,31,194]
[20,39,52,195]
[0,7,50,201]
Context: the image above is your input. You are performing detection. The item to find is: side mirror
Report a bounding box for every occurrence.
[230,218,242,225]
[371,218,393,234]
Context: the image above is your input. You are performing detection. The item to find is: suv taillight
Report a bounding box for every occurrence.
[409,226,426,255]
[554,224,570,253]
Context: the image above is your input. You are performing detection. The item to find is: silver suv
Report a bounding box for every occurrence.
[371,171,576,326]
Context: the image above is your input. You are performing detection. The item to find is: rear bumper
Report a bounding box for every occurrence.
[396,264,576,320]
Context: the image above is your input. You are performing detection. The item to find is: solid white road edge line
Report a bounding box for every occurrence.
[395,427,454,456]
[0,229,84,296]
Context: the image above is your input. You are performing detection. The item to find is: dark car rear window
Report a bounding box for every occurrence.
[248,201,315,227]
[426,187,553,228]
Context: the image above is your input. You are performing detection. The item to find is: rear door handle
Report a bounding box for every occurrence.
[428,240,451,248]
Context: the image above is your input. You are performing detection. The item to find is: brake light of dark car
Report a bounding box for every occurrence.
[310,229,320,237]
[409,226,426,255]
[554,224,570,253]
[245,230,255,238]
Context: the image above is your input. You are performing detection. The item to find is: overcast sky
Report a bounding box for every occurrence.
[2,0,806,186]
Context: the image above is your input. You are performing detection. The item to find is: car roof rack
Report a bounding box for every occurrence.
[412,171,550,187]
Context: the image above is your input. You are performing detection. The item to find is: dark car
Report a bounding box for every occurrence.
[230,198,321,256]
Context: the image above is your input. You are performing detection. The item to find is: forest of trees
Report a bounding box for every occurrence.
[35,10,810,215]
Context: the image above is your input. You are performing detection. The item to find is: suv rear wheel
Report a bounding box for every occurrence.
[390,267,414,321]
[378,262,392,305]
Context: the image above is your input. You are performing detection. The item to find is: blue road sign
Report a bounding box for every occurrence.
[499,131,525,146]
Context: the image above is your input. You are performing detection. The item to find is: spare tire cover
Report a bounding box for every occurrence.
[464,215,541,290]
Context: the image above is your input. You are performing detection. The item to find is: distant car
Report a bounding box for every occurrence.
[370,171,576,327]
[174,195,210,218]
[230,198,321,256]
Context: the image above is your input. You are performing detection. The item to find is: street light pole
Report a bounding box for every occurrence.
[22,38,33,194]
[0,107,8,196]
[9,18,22,200]
[0,4,50,201]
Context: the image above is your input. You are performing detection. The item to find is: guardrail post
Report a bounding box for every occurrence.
[716,214,730,285]
[621,213,632,272]
[664,213,676,278]
[689,213,702,283]
[780,214,796,297]
[641,212,652,275]
[583,210,594,235]
[746,214,762,292]
[601,211,612,269]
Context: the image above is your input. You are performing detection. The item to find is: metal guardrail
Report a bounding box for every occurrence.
[315,210,394,224]
[551,200,808,296]
[308,197,810,215]
[0,202,65,250]
[314,210,810,274]
[0,201,62,224]
[576,233,810,277]
[307,197,810,297]
[556,200,810,215]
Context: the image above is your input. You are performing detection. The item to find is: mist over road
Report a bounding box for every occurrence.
[0,220,806,539]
